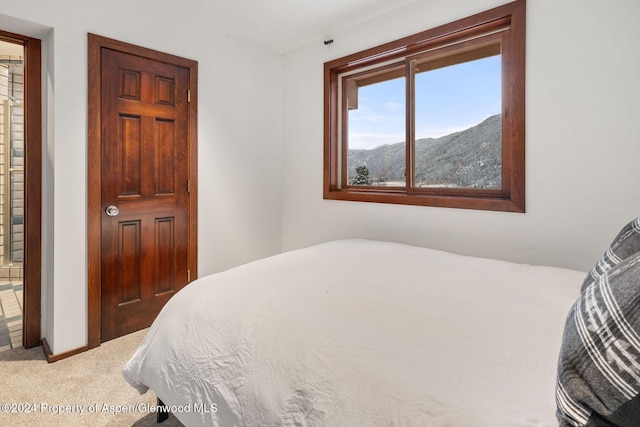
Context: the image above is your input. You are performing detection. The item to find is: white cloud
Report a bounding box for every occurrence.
[385,101,404,111]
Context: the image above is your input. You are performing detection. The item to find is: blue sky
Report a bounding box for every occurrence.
[348,55,501,150]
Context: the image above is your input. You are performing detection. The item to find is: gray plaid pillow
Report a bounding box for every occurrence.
[581,217,640,292]
[556,253,640,426]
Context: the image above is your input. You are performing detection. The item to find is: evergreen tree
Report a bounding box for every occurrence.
[351,165,371,185]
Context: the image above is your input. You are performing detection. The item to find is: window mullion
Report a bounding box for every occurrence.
[406,59,415,189]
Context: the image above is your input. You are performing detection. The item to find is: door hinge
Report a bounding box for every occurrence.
[187,180,191,193]
[188,89,191,103]
[188,269,191,282]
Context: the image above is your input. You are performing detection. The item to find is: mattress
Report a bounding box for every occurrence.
[123,239,585,426]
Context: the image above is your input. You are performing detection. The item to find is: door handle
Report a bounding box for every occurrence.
[105,205,120,217]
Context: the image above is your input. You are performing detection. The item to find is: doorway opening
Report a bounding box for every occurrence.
[0,30,42,353]
[0,39,25,351]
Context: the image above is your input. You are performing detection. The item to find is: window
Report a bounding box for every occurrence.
[324,0,526,212]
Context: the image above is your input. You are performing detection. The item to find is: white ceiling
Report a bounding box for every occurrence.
[201,0,419,54]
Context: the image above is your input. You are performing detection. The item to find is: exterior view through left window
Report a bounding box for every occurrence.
[0,39,25,352]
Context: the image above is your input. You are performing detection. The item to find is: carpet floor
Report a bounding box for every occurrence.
[0,329,184,426]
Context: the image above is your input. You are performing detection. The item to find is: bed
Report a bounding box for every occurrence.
[123,238,599,426]
[123,226,640,427]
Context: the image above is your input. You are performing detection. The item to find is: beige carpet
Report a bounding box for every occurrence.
[0,329,184,426]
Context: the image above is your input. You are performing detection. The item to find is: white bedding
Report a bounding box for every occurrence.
[123,239,585,426]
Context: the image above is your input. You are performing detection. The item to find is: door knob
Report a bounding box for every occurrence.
[105,205,120,217]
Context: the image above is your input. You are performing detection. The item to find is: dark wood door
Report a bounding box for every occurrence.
[100,48,190,342]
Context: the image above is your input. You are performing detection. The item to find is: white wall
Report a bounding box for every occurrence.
[0,1,284,354]
[281,0,640,272]
[3,0,640,354]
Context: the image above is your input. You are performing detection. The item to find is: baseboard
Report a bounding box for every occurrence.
[41,338,89,363]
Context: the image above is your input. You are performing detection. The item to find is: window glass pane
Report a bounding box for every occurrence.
[414,51,502,189]
[347,74,405,187]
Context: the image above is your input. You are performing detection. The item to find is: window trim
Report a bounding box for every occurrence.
[323,0,526,212]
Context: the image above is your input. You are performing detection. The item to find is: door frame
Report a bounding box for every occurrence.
[87,34,198,348]
[0,30,42,349]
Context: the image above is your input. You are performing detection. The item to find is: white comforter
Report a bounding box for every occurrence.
[123,239,585,426]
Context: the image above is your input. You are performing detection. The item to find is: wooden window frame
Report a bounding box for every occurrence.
[323,0,525,212]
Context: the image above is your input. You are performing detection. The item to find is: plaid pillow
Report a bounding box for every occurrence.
[581,217,640,292]
[556,253,640,426]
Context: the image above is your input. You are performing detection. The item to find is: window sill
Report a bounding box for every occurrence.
[323,188,525,213]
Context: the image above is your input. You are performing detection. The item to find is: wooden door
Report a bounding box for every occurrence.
[100,48,191,342]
